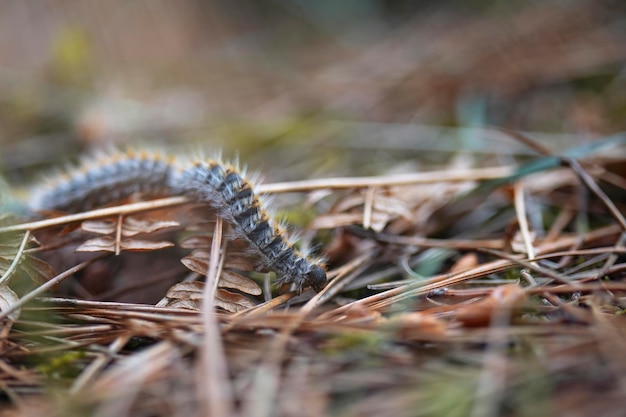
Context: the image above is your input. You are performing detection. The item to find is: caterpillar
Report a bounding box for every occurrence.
[29,150,327,293]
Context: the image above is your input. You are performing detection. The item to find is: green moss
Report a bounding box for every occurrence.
[36,351,86,380]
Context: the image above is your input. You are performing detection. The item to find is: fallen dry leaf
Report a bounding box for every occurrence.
[0,284,20,321]
[448,252,479,274]
[455,284,527,327]
[388,312,448,339]
[76,236,174,252]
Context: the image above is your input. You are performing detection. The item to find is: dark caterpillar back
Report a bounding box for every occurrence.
[29,150,327,292]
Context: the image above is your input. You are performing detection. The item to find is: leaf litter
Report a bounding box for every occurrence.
[0,136,625,417]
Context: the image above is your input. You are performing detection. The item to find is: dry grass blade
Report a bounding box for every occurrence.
[260,165,514,193]
[567,158,626,230]
[1,132,625,416]
[197,217,235,417]
[0,197,190,234]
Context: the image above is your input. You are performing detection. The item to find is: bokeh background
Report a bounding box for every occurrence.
[1,0,626,185]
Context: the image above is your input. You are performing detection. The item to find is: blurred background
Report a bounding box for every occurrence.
[1,0,626,185]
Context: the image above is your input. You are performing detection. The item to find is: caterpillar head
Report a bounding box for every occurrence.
[306,264,327,293]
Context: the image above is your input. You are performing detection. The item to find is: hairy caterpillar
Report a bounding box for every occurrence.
[30,150,327,292]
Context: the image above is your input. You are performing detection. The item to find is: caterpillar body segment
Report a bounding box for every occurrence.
[29,150,327,292]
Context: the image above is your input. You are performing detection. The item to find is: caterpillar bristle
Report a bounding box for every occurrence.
[29,149,327,292]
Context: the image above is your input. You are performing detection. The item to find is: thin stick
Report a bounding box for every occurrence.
[260,165,513,193]
[362,187,376,230]
[0,256,102,321]
[355,229,503,249]
[0,166,512,235]
[324,225,620,316]
[115,214,123,256]
[567,158,626,230]
[0,196,189,234]
[514,181,536,261]
[303,249,378,314]
[198,217,234,417]
[591,231,626,282]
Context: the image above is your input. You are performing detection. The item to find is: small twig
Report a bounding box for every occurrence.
[513,181,536,261]
[259,165,514,193]
[353,228,504,249]
[478,248,576,286]
[0,196,189,234]
[0,256,103,321]
[325,226,622,316]
[230,293,297,321]
[591,231,626,281]
[197,217,234,417]
[496,127,555,156]
[566,158,626,230]
[302,249,378,315]
[362,187,376,230]
[115,214,124,256]
[0,166,513,236]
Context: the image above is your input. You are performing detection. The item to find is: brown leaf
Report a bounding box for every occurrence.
[448,253,479,274]
[180,252,261,295]
[180,250,211,275]
[219,270,262,295]
[390,312,448,339]
[156,281,257,312]
[163,298,202,310]
[156,281,203,310]
[120,239,175,251]
[342,303,383,322]
[158,281,204,302]
[181,250,258,277]
[121,217,180,237]
[179,235,214,249]
[76,236,117,252]
[81,220,116,235]
[223,255,258,273]
[81,218,179,237]
[455,284,527,327]
[76,236,174,252]
[215,288,257,312]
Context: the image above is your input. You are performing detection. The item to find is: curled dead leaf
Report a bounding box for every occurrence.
[340,303,383,324]
[215,289,257,312]
[219,270,262,295]
[156,281,258,313]
[0,284,20,321]
[76,236,174,252]
[120,217,180,237]
[82,218,179,237]
[81,220,116,235]
[455,284,527,327]
[181,250,259,288]
[156,281,204,310]
[180,250,211,275]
